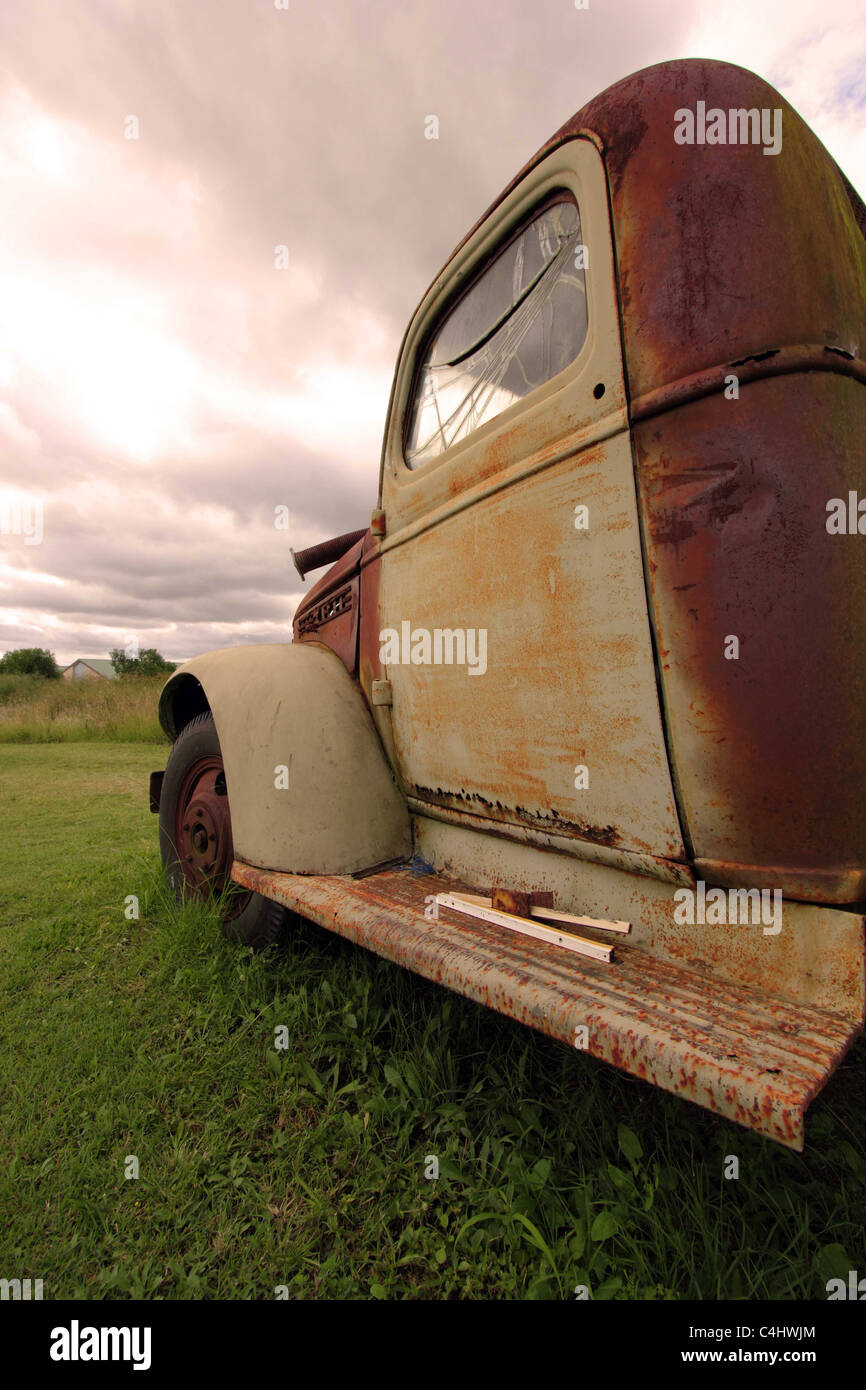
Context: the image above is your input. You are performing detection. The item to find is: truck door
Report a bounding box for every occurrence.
[376,138,684,865]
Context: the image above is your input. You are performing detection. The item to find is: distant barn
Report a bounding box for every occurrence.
[61,658,116,683]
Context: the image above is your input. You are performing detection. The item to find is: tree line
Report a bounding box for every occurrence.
[0,647,178,678]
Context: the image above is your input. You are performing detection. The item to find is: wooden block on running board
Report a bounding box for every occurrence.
[491,888,555,916]
[492,887,530,917]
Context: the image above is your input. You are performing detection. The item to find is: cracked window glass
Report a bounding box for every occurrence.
[405,198,587,468]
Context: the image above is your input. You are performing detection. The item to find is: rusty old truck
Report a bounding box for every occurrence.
[151,58,866,1149]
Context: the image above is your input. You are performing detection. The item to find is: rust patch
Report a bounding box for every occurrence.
[412,784,622,847]
[232,859,861,1150]
[633,373,866,892]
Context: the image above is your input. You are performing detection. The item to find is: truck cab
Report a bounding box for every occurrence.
[154,57,866,1149]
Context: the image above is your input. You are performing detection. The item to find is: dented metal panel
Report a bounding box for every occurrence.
[633,372,866,900]
[231,856,861,1150]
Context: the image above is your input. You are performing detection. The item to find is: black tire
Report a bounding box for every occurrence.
[158,711,290,948]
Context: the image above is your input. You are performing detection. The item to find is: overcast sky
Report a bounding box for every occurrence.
[1,0,864,667]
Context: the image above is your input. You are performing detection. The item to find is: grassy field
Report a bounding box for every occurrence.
[0,739,864,1300]
[0,673,167,743]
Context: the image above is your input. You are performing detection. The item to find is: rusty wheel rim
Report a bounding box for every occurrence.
[173,755,251,918]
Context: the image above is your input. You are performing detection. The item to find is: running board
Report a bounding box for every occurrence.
[232,860,859,1149]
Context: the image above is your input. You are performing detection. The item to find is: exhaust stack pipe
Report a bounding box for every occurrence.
[291,528,367,580]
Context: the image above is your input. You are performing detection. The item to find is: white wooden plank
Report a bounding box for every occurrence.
[443,891,630,935]
[530,906,631,934]
[433,893,614,963]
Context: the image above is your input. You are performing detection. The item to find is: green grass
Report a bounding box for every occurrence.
[0,742,864,1299]
[0,674,167,743]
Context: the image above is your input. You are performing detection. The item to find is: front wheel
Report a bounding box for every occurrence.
[158,711,290,948]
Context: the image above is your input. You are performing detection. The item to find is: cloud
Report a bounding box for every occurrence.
[0,0,861,665]
[683,0,866,195]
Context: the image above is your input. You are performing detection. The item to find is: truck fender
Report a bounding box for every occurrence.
[158,642,412,875]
